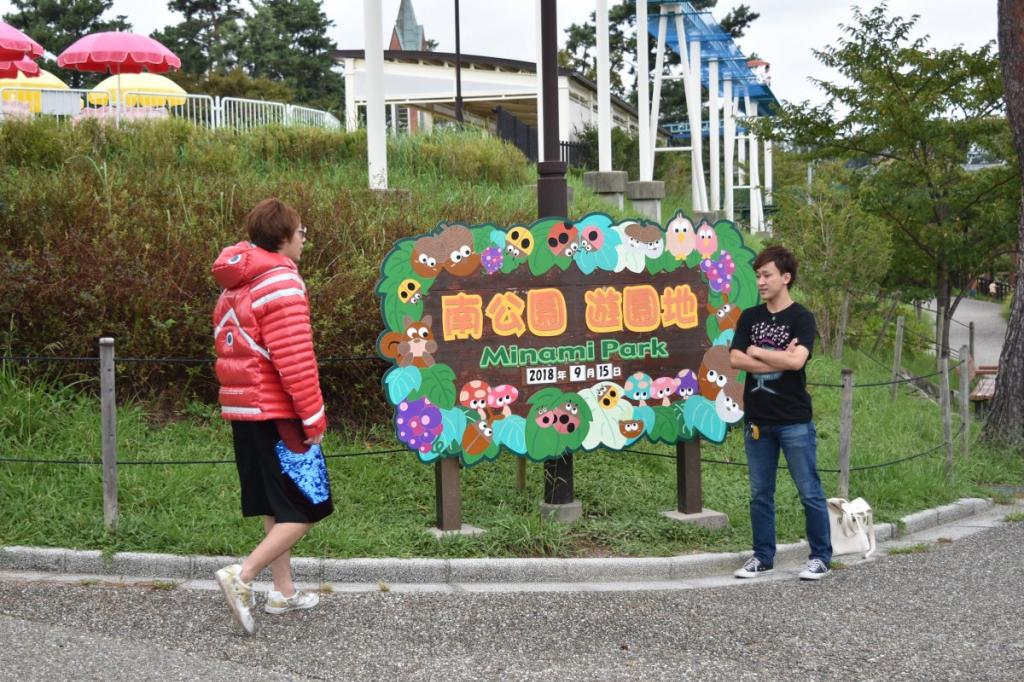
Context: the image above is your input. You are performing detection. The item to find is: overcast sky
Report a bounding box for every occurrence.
[1,0,999,106]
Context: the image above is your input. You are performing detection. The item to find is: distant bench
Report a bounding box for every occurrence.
[970,365,998,416]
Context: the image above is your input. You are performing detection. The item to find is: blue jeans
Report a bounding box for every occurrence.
[745,421,831,566]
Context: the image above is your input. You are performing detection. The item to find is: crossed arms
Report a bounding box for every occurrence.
[730,338,810,374]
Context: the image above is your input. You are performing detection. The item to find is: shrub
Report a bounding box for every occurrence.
[0,119,616,423]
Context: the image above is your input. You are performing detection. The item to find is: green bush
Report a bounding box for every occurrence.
[0,119,618,422]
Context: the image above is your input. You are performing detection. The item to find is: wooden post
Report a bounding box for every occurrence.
[959,344,970,459]
[936,306,945,371]
[676,438,702,514]
[969,321,975,362]
[434,457,461,531]
[537,0,575,515]
[891,315,905,401]
[838,368,854,499]
[834,292,850,360]
[940,355,954,481]
[99,337,118,533]
[515,458,526,492]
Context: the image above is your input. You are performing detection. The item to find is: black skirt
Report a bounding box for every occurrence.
[230,420,333,524]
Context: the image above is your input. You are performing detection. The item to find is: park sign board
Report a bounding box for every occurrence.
[375,211,758,467]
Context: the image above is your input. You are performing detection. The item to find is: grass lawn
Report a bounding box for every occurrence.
[1,347,1019,560]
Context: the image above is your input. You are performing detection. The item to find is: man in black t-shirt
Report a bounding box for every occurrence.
[729,245,832,581]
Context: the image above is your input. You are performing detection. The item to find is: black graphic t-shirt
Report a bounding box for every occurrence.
[730,302,816,424]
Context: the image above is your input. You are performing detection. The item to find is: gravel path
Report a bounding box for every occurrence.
[2,520,1022,681]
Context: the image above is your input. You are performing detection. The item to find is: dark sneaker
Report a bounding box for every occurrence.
[734,556,773,578]
[798,558,831,581]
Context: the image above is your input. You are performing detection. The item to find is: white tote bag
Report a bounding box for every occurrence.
[827,497,877,558]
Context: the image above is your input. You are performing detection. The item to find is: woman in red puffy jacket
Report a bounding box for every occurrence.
[211,197,331,635]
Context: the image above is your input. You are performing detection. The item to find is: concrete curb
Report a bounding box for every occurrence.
[0,497,995,585]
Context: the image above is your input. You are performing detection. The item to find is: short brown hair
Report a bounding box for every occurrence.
[246,198,300,252]
[752,245,798,288]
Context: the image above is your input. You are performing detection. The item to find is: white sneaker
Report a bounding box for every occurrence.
[215,563,255,635]
[264,589,320,615]
[798,558,831,581]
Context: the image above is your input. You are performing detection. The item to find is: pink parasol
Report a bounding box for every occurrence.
[0,57,40,79]
[0,20,44,62]
[57,32,181,74]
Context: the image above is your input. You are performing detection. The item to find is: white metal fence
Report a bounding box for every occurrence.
[0,88,340,132]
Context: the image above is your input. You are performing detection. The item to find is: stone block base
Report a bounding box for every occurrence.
[427,524,487,539]
[661,508,729,530]
[539,500,583,523]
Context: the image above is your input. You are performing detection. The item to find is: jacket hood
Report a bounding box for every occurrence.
[212,241,296,289]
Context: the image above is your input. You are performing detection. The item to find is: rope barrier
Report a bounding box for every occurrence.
[915,304,972,328]
[0,447,407,466]
[623,423,965,473]
[3,355,387,366]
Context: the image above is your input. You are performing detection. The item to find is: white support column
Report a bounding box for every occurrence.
[363,0,387,189]
[637,0,651,181]
[690,38,707,211]
[745,94,761,232]
[535,0,545,160]
[723,78,734,221]
[390,103,398,134]
[764,138,773,208]
[596,0,612,172]
[344,58,357,131]
[709,59,720,212]
[671,7,696,205]
[423,109,434,133]
[558,79,571,146]
[648,11,668,181]
[736,96,745,188]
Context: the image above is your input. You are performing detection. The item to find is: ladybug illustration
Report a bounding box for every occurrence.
[547,221,579,258]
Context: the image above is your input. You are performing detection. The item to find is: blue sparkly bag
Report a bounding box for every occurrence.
[275,441,331,505]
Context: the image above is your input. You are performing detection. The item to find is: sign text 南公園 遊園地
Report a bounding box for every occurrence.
[375,212,756,466]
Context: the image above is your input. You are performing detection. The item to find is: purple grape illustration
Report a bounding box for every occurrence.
[700,249,734,294]
[395,397,443,454]
[481,246,504,274]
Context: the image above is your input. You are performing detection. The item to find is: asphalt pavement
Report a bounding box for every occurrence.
[3,502,1022,681]
[929,297,1007,366]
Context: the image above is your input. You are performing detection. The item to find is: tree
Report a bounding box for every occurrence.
[239,0,344,114]
[2,0,131,88]
[771,160,893,357]
[561,0,759,110]
[762,5,1018,363]
[983,0,1024,447]
[167,68,293,103]
[151,0,246,75]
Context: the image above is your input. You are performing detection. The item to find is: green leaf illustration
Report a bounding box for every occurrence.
[384,365,422,405]
[649,406,680,444]
[409,364,456,409]
[683,396,727,443]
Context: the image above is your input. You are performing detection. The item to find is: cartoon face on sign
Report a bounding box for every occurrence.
[376,211,758,466]
[437,224,479,276]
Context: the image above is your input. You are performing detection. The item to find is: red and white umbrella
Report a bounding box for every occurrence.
[0,57,40,79]
[0,20,44,62]
[57,32,180,126]
[57,32,180,74]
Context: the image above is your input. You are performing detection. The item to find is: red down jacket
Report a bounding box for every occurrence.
[212,241,326,439]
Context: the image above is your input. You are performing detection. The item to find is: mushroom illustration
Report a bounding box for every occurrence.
[486,384,519,419]
[676,369,699,400]
[458,380,491,420]
[622,371,653,407]
[650,376,682,406]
